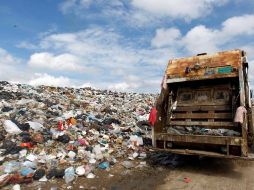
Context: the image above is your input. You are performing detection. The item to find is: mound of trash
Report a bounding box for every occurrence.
[0,81,156,188]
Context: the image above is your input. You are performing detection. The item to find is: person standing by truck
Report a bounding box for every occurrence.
[149,101,157,147]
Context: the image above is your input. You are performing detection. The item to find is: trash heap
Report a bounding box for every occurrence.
[167,126,240,136]
[0,81,156,188]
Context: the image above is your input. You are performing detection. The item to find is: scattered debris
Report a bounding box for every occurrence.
[0,81,156,188]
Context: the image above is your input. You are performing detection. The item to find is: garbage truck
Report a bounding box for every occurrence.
[154,49,254,159]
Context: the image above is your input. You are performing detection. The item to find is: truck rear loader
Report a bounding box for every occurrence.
[154,49,254,159]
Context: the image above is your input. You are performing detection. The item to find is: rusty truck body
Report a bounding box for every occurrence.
[154,49,254,159]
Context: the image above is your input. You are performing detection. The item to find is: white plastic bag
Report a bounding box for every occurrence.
[26,121,44,132]
[3,120,22,134]
[130,135,143,146]
[75,166,85,176]
[64,167,75,183]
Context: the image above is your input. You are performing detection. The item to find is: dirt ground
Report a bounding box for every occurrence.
[157,158,254,190]
[13,154,254,190]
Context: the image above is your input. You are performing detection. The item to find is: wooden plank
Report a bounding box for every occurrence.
[208,110,214,122]
[186,111,192,122]
[155,133,241,146]
[175,105,231,112]
[178,102,231,106]
[173,113,232,119]
[170,121,234,127]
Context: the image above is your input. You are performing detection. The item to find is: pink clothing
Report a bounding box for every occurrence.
[234,106,247,124]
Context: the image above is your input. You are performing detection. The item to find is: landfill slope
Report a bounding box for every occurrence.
[0,81,157,189]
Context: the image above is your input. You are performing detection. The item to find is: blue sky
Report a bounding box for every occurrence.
[0,0,254,92]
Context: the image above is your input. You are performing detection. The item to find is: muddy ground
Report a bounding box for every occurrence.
[8,153,254,190]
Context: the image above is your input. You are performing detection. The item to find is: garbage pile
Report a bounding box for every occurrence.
[167,126,240,136]
[0,81,156,188]
[146,151,189,167]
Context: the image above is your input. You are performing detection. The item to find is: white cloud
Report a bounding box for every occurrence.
[59,0,123,19]
[28,73,74,87]
[38,24,58,39]
[43,33,78,45]
[108,82,137,92]
[152,14,254,55]
[17,27,170,92]
[107,74,163,92]
[0,48,32,83]
[131,0,229,21]
[40,28,121,56]
[107,74,142,92]
[222,14,254,37]
[36,27,175,70]
[59,0,230,26]
[107,78,144,92]
[59,0,78,14]
[0,49,95,89]
[16,25,58,50]
[0,48,74,86]
[16,41,37,50]
[79,82,93,88]
[6,13,254,93]
[0,64,23,83]
[6,16,254,93]
[0,48,20,65]
[28,52,84,72]
[151,28,181,48]
[183,25,219,54]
